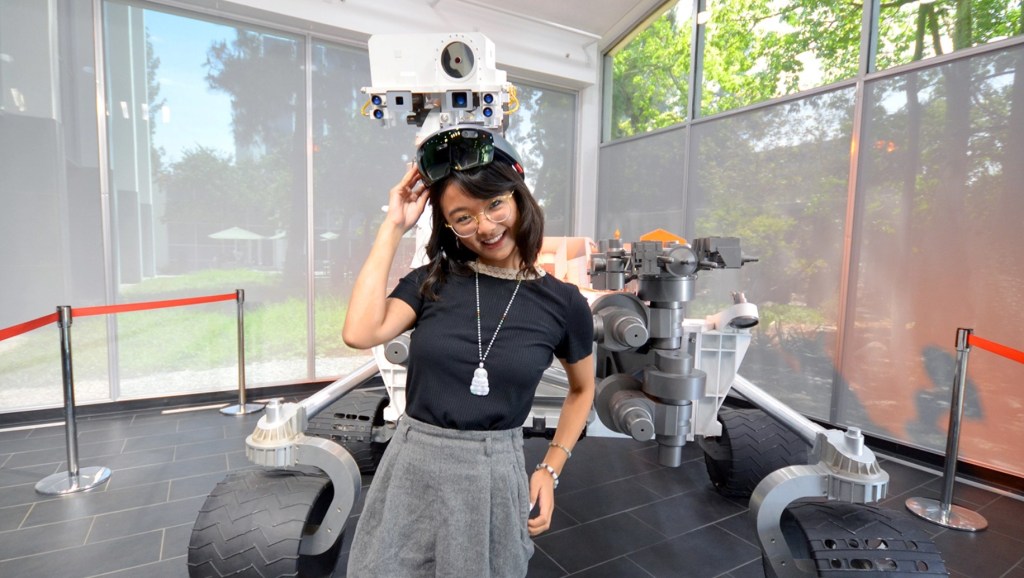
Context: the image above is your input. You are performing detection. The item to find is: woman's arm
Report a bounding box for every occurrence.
[528,353,596,536]
[342,165,429,349]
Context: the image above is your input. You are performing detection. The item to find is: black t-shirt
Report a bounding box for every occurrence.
[389,265,593,430]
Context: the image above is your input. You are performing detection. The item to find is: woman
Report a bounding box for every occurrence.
[342,126,595,577]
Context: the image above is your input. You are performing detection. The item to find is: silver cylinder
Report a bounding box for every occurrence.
[58,306,79,477]
[236,289,247,406]
[940,328,972,509]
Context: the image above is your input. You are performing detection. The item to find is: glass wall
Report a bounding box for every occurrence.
[0,0,109,410]
[596,126,686,240]
[600,2,1024,478]
[700,0,861,116]
[608,0,1023,141]
[505,84,577,236]
[688,87,856,420]
[843,46,1024,476]
[104,2,310,396]
[605,1,692,140]
[0,0,580,412]
[310,41,418,378]
[877,0,1023,70]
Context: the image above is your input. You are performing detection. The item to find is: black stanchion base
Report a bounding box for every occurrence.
[35,466,111,495]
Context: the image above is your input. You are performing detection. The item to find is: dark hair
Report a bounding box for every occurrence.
[419,161,544,299]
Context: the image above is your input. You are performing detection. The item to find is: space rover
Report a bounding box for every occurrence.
[186,33,947,577]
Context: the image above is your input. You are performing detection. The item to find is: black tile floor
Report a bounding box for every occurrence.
[0,399,1022,577]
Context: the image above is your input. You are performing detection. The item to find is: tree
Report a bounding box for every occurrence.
[204,30,306,279]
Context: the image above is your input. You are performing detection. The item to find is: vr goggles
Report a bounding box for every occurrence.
[416,126,524,186]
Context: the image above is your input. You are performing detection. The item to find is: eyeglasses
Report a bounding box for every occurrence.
[417,128,495,187]
[445,194,514,238]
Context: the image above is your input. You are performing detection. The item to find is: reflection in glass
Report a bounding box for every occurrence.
[689,88,855,421]
[104,3,309,396]
[877,0,1023,70]
[597,127,686,241]
[311,41,417,378]
[504,83,577,235]
[847,46,1024,477]
[701,0,861,117]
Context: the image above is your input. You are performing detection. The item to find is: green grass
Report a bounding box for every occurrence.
[120,268,280,296]
[2,269,356,395]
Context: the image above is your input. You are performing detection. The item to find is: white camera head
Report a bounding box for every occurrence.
[362,33,514,135]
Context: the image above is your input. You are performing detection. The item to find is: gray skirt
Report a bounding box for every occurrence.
[346,414,534,578]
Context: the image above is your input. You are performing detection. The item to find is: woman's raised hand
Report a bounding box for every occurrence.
[386,163,430,232]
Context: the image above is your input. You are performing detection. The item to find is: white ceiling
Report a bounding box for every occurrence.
[433,0,667,45]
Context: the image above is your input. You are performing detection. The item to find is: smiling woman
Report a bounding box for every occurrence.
[341,126,595,577]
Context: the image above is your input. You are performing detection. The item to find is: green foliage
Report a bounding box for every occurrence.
[702,0,862,115]
[505,85,575,232]
[612,0,1021,130]
[610,5,692,138]
[757,302,829,330]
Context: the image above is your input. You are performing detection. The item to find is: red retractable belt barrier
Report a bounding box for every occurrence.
[0,312,61,342]
[967,334,1024,365]
[0,292,238,342]
[73,292,237,318]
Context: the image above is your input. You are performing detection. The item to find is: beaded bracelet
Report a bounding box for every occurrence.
[548,441,572,459]
[535,462,560,489]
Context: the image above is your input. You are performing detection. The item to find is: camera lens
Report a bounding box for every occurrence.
[483,107,493,117]
[371,95,382,106]
[483,93,494,104]
[441,41,475,79]
[451,91,468,108]
[373,109,384,119]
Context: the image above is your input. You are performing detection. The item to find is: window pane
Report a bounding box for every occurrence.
[597,127,686,240]
[0,0,109,411]
[505,82,577,235]
[847,46,1024,478]
[311,41,417,378]
[606,2,692,140]
[877,0,1023,71]
[104,2,309,396]
[701,0,861,116]
[689,88,856,421]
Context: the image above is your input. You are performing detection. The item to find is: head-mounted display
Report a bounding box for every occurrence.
[416,126,524,186]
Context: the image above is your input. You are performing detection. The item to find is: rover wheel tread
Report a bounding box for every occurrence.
[701,406,809,497]
[187,469,339,578]
[305,389,390,474]
[779,502,948,576]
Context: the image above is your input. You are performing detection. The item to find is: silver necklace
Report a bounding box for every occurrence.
[470,269,522,396]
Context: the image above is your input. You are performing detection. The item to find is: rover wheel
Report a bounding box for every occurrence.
[306,388,391,474]
[187,469,341,578]
[772,502,948,576]
[700,406,809,498]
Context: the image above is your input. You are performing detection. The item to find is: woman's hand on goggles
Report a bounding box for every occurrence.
[386,164,429,232]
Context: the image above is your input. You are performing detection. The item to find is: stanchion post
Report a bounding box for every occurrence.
[906,327,988,531]
[36,306,111,495]
[221,289,264,416]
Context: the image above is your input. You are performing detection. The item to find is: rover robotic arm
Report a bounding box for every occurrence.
[589,236,758,467]
[588,235,893,577]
